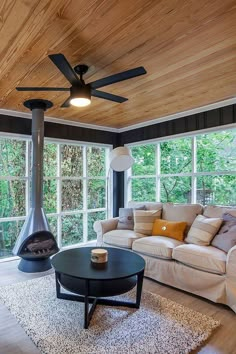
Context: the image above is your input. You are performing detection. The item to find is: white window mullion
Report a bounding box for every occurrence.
[105,148,111,217]
[83,146,88,243]
[156,143,161,202]
[57,144,62,248]
[191,136,197,203]
[25,140,31,214]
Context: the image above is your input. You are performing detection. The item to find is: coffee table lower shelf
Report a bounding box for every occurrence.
[55,271,144,329]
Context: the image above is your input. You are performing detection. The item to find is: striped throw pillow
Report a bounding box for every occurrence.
[134,209,162,236]
[185,214,222,246]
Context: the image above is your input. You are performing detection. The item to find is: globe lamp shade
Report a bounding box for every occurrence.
[109,146,134,172]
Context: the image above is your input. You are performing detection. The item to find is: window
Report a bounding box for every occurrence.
[127,128,236,206]
[0,136,111,260]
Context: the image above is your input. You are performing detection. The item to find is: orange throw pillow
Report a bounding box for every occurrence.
[152,219,187,241]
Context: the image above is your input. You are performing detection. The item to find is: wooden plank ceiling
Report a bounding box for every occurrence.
[0,0,236,129]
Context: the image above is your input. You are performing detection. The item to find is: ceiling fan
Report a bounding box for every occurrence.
[16,53,147,108]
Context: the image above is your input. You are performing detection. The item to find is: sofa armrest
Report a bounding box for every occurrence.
[93,217,119,245]
[226,245,236,277]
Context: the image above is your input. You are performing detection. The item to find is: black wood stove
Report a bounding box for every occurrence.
[13,99,59,272]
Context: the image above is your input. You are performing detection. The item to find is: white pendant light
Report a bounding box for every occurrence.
[109,146,134,171]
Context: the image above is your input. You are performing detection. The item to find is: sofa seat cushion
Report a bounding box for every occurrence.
[132,236,184,259]
[172,244,227,275]
[103,230,144,248]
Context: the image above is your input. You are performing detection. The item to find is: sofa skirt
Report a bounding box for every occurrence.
[139,253,234,310]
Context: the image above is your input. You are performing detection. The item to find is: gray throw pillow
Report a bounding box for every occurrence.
[117,206,146,230]
[211,213,236,253]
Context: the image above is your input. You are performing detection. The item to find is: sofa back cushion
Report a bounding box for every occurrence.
[128,201,163,211]
[134,209,161,236]
[185,215,223,246]
[162,203,203,234]
[152,219,187,241]
[211,213,236,252]
[203,205,236,218]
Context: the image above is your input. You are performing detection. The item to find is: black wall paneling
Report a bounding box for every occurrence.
[119,104,236,145]
[0,115,117,146]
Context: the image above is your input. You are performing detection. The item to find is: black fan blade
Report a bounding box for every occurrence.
[16,87,70,91]
[61,97,71,108]
[91,89,128,103]
[49,53,80,86]
[90,67,146,89]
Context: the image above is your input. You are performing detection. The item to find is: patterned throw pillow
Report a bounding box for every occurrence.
[134,209,162,236]
[185,214,223,246]
[117,206,146,230]
[211,213,236,252]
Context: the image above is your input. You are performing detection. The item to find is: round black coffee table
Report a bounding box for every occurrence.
[51,247,145,328]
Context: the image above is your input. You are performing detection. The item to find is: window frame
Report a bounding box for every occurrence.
[125,123,236,206]
[0,132,112,261]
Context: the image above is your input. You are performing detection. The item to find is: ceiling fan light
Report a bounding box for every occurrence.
[70,97,91,107]
[70,85,91,107]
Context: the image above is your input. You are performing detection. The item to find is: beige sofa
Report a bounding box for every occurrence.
[94,201,236,313]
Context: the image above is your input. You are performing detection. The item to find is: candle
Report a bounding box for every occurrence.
[91,249,108,263]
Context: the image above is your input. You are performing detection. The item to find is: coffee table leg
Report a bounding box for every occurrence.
[136,270,144,308]
[55,271,61,296]
[84,279,89,329]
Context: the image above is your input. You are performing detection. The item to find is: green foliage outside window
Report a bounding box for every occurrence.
[87,147,106,176]
[131,178,156,202]
[0,220,24,259]
[61,145,83,176]
[160,138,192,174]
[62,214,83,246]
[197,131,236,172]
[87,211,106,241]
[131,145,156,176]
[130,129,236,206]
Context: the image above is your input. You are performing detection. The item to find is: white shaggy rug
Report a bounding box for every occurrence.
[0,274,219,354]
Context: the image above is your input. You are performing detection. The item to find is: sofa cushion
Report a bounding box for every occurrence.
[172,244,226,275]
[203,205,236,218]
[185,215,222,246]
[134,209,162,236]
[211,213,236,253]
[152,219,187,241]
[103,230,144,248]
[132,236,184,259]
[128,201,163,211]
[162,203,203,234]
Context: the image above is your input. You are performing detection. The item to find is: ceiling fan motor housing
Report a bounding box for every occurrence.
[70,84,91,100]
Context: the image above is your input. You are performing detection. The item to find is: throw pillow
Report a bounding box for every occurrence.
[117,208,134,230]
[152,219,187,241]
[117,205,146,230]
[211,213,236,253]
[134,209,161,236]
[185,214,223,246]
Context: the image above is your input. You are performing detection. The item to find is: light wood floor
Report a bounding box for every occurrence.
[0,259,236,354]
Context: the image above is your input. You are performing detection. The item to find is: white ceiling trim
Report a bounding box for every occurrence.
[0,96,235,134]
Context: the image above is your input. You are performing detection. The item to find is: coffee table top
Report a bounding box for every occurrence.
[51,247,145,281]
